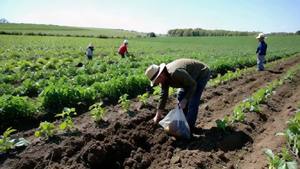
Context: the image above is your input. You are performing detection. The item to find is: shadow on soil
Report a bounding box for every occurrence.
[174,127,253,152]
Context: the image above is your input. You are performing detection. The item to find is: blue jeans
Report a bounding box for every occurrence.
[177,71,210,129]
[257,55,265,71]
[87,55,93,60]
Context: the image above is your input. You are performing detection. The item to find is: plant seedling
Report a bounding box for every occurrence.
[55,107,77,132]
[152,86,161,101]
[276,110,300,156]
[232,104,245,122]
[264,148,297,169]
[34,121,56,140]
[137,93,149,105]
[89,102,106,123]
[118,94,130,112]
[0,127,30,153]
[216,116,230,131]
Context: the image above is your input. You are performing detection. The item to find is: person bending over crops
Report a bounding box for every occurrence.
[118,39,129,58]
[145,58,210,131]
[256,33,267,71]
[86,43,94,60]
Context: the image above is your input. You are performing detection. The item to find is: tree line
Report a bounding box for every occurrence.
[168,28,300,37]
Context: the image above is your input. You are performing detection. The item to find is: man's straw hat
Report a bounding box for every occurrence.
[256,33,267,39]
[145,63,166,86]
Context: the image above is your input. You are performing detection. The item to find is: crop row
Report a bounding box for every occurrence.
[264,104,300,169]
[216,63,300,130]
[208,54,298,87]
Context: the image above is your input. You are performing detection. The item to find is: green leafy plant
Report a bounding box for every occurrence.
[151,86,161,101]
[264,148,297,169]
[21,79,41,97]
[230,76,290,124]
[216,116,230,131]
[210,73,222,86]
[137,93,149,105]
[281,147,293,162]
[286,110,300,154]
[232,103,246,122]
[268,107,300,169]
[118,94,130,112]
[0,127,16,153]
[0,95,37,122]
[283,69,296,81]
[55,108,76,132]
[252,88,269,104]
[42,83,96,113]
[277,110,300,156]
[89,102,106,123]
[153,86,161,96]
[169,87,176,96]
[209,68,250,87]
[0,127,30,153]
[34,121,56,140]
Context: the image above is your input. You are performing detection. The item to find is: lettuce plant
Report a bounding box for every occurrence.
[34,121,56,140]
[137,93,149,105]
[0,127,30,153]
[55,108,76,132]
[264,148,297,169]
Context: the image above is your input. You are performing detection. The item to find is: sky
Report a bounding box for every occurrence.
[0,0,299,34]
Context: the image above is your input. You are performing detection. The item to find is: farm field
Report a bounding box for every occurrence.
[0,34,300,169]
[0,23,145,38]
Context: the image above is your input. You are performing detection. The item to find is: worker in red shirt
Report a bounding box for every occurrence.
[118,39,129,58]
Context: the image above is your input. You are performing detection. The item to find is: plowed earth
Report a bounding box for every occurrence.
[1,56,300,169]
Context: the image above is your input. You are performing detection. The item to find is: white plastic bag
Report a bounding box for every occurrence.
[159,106,191,139]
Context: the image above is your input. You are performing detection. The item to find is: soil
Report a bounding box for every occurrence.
[1,56,300,169]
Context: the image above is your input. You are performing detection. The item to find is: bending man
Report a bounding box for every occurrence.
[145,58,210,131]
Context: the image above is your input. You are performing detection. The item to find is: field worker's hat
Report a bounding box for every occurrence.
[123,39,128,44]
[256,33,266,39]
[88,43,93,46]
[145,63,166,86]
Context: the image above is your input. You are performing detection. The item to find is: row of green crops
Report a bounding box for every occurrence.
[0,35,300,129]
[207,53,298,87]
[215,63,300,131]
[263,103,300,169]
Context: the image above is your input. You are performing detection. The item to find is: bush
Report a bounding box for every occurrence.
[42,83,96,113]
[20,79,41,97]
[92,75,148,102]
[0,95,37,122]
[0,83,14,95]
[147,32,156,37]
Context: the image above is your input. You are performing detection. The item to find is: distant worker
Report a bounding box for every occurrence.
[86,43,94,60]
[145,58,210,132]
[256,33,267,71]
[118,39,129,58]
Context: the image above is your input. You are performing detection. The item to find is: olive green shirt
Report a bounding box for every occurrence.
[158,58,209,110]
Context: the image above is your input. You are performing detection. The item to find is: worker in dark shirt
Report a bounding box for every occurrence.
[256,33,268,71]
[145,58,210,131]
[86,43,94,60]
